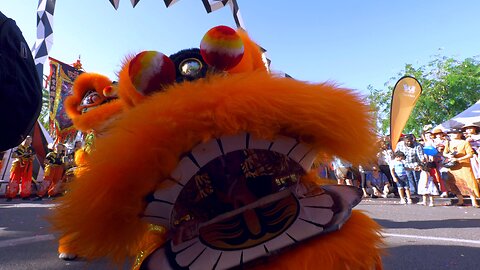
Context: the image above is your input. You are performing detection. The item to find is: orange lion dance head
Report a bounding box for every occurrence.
[64,73,123,134]
[52,26,383,270]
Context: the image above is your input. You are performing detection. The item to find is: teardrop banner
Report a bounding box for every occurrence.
[389,76,422,150]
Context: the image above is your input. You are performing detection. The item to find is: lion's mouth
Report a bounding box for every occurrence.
[140,133,362,269]
[143,132,317,228]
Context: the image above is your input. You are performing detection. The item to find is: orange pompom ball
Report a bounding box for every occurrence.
[200,25,244,71]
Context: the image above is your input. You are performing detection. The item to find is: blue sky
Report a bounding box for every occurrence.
[3,0,480,94]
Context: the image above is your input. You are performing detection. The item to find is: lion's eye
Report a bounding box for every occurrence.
[179,58,203,78]
[81,90,102,106]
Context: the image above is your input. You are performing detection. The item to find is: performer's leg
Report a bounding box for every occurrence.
[405,170,417,195]
[20,164,33,199]
[5,178,20,200]
[6,165,22,200]
[48,167,64,197]
[36,165,52,199]
[36,177,51,199]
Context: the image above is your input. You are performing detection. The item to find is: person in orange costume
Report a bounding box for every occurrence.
[34,143,66,200]
[57,72,123,260]
[51,26,384,270]
[5,136,35,201]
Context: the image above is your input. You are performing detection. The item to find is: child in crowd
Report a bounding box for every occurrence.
[433,144,449,197]
[391,151,413,204]
[417,162,440,206]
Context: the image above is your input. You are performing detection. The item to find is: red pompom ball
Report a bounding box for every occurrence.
[200,25,244,71]
[129,51,176,96]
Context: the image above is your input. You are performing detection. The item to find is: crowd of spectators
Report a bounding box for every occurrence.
[4,124,480,208]
[318,124,480,207]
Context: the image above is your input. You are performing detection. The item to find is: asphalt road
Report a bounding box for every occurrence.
[1,197,479,270]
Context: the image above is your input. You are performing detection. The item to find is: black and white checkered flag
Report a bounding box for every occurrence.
[33,0,280,78]
[32,0,56,80]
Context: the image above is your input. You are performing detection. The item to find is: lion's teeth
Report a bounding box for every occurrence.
[214,249,243,270]
[285,217,324,242]
[218,132,248,154]
[243,244,267,264]
[170,238,198,253]
[153,179,183,203]
[248,136,271,149]
[171,157,199,186]
[188,247,220,270]
[175,241,205,267]
[287,143,314,171]
[264,233,294,252]
[270,135,298,155]
[298,150,318,171]
[143,201,172,227]
[191,139,223,167]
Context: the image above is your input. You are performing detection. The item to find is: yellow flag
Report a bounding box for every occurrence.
[390,76,422,150]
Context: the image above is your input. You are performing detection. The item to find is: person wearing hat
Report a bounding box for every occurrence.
[443,128,480,207]
[462,124,480,147]
[462,124,480,180]
[422,131,435,147]
[432,128,448,148]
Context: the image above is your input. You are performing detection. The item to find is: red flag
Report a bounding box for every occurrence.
[390,76,422,150]
[31,122,50,165]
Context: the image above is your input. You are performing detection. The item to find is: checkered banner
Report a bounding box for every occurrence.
[32,0,56,81]
[108,0,244,28]
[107,1,275,72]
[201,0,244,29]
[32,1,280,79]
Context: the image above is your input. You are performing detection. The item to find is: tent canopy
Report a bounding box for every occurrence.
[435,99,480,130]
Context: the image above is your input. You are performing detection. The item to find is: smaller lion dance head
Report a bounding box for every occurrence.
[52,26,383,270]
[64,73,123,134]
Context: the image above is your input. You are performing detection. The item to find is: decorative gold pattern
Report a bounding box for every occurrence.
[174,214,192,226]
[194,173,214,199]
[241,149,274,178]
[275,174,298,186]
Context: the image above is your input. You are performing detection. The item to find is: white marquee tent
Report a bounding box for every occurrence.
[434,99,480,130]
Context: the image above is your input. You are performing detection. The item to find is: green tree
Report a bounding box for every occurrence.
[368,55,480,136]
[38,86,50,131]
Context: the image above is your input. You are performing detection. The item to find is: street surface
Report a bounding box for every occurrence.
[1,197,479,270]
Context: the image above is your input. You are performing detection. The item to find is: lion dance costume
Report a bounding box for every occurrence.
[57,72,123,260]
[52,26,384,269]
